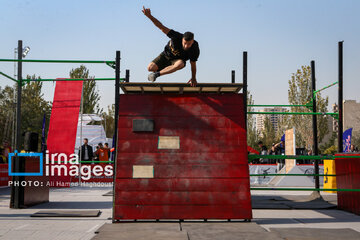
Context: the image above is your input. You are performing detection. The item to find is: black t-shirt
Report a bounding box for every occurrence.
[163,30,200,62]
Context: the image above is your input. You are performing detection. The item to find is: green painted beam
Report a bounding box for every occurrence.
[24,78,124,82]
[251,187,360,192]
[248,111,339,116]
[249,104,311,107]
[0,58,115,64]
[314,81,338,94]
[0,71,17,82]
[248,155,335,160]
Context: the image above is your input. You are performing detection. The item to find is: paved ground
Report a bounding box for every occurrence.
[0,186,360,240]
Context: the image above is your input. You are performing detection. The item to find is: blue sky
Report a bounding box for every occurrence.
[1,0,359,111]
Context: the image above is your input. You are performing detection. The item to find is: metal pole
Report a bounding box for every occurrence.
[311,60,320,190]
[231,70,235,83]
[112,51,120,222]
[338,41,344,153]
[243,52,248,132]
[14,40,23,208]
[79,83,84,185]
[125,69,130,82]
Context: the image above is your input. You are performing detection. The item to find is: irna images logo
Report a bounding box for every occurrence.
[8,150,113,180]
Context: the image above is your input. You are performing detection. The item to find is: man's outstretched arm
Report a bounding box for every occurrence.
[142,6,170,35]
[187,61,197,87]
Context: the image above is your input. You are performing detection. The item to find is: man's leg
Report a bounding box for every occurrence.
[159,60,185,76]
[147,62,158,72]
[148,60,185,82]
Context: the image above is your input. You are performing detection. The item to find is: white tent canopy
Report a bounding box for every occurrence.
[74,114,112,152]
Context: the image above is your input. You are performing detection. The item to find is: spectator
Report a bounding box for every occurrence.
[79,138,93,163]
[104,143,111,160]
[267,143,279,164]
[0,148,6,164]
[257,141,268,155]
[2,141,12,159]
[95,143,109,162]
[94,146,100,161]
[257,141,268,164]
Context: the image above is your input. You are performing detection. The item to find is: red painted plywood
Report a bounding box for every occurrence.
[114,94,251,220]
[47,81,83,186]
[335,153,360,215]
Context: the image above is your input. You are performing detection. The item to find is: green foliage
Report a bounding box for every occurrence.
[69,65,102,114]
[286,65,329,149]
[352,131,360,150]
[102,104,115,138]
[247,91,259,149]
[260,116,279,148]
[323,145,337,155]
[319,131,337,154]
[0,75,52,149]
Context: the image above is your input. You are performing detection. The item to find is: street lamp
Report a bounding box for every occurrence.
[11,45,31,150]
[22,46,30,58]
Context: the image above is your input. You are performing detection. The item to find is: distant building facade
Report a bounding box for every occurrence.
[256,107,287,134]
[343,100,360,134]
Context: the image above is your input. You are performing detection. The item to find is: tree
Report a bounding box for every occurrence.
[102,104,115,138]
[247,91,259,149]
[319,131,337,154]
[0,75,52,149]
[69,65,102,114]
[260,116,278,148]
[286,65,329,150]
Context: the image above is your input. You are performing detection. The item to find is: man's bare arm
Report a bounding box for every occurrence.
[142,6,170,35]
[187,61,197,87]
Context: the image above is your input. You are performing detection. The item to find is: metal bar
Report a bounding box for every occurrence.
[24,78,124,82]
[14,40,23,209]
[0,71,17,82]
[0,58,115,64]
[243,51,247,132]
[314,81,338,94]
[125,69,130,82]
[311,60,320,190]
[231,70,235,83]
[338,41,344,153]
[112,50,120,223]
[248,154,335,160]
[251,188,360,192]
[250,174,336,177]
[249,104,310,107]
[248,112,338,116]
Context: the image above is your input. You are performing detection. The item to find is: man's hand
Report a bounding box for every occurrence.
[142,6,152,18]
[187,78,197,87]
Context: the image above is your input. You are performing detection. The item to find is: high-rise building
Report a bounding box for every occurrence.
[344,100,360,134]
[333,100,360,134]
[256,107,287,134]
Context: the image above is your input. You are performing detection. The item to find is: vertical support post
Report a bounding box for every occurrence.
[311,60,319,190]
[112,50,120,222]
[125,69,130,82]
[243,52,248,132]
[338,41,343,153]
[231,70,235,83]
[12,40,23,208]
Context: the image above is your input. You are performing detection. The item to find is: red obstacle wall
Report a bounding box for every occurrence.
[335,153,360,215]
[47,80,83,187]
[114,94,252,220]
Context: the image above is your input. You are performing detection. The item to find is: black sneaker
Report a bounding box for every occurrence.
[148,73,157,82]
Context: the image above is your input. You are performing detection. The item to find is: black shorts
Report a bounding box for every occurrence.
[152,53,185,71]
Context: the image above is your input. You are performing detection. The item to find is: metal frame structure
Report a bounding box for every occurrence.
[0,40,122,208]
[245,41,348,192]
